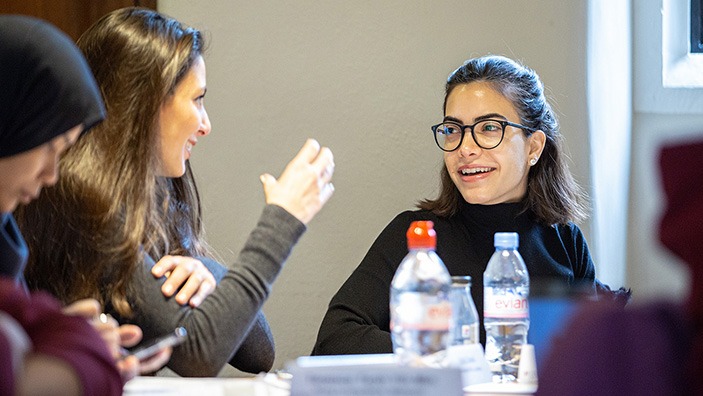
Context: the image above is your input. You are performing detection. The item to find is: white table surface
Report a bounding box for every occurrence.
[123,375,536,396]
[123,375,290,396]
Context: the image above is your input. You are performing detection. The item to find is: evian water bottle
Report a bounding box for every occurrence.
[390,221,452,367]
[483,232,530,382]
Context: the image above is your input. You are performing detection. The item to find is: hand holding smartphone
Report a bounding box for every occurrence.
[126,327,187,361]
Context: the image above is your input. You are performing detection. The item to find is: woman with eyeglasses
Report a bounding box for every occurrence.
[312,55,628,356]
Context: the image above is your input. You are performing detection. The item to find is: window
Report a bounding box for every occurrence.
[635,0,703,114]
[662,0,703,88]
[692,0,703,53]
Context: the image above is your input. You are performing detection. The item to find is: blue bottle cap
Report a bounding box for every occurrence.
[494,232,518,249]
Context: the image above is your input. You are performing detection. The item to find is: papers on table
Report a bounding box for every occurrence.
[287,353,464,396]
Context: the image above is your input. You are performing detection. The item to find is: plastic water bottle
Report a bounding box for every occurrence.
[449,276,479,345]
[390,221,452,367]
[483,232,530,383]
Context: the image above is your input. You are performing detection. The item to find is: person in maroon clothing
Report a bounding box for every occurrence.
[0,15,125,394]
[0,279,124,395]
[536,138,703,396]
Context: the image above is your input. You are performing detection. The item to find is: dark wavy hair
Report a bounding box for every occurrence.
[16,7,211,316]
[418,55,588,225]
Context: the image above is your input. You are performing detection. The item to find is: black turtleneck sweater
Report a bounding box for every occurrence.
[311,202,596,355]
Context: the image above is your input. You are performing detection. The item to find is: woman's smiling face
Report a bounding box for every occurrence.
[443,82,545,205]
[157,55,211,178]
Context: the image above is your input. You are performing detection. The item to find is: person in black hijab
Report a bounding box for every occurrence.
[0,15,129,395]
[0,15,105,159]
[0,15,105,281]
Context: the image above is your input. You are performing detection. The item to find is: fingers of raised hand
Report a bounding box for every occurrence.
[312,146,335,183]
[307,146,335,211]
[319,178,335,205]
[315,146,335,196]
[291,138,322,165]
[262,140,335,224]
[291,151,335,221]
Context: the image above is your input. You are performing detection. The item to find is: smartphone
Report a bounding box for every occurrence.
[129,327,188,361]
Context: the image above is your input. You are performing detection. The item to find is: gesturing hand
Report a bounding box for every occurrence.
[260,138,335,225]
[151,255,217,307]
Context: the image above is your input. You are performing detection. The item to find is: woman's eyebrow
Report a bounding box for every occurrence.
[443,113,507,124]
[442,115,464,124]
[474,113,507,122]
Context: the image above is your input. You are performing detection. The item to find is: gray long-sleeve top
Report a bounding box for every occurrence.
[113,205,305,376]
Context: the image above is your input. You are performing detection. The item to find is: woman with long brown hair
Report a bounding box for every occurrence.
[17,7,335,376]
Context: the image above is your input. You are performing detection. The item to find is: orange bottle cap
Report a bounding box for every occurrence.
[407,220,436,249]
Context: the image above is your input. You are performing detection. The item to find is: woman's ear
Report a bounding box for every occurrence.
[528,130,546,161]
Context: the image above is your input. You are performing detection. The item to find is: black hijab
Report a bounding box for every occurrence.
[0,15,105,158]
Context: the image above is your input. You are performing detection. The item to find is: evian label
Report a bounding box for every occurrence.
[483,287,529,319]
[391,292,452,331]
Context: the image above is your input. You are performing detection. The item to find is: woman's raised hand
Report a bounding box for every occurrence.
[259,139,335,225]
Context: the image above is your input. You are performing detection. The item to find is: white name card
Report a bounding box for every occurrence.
[445,344,493,386]
[287,354,463,396]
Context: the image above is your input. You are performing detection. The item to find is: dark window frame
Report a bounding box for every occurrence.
[691,0,703,53]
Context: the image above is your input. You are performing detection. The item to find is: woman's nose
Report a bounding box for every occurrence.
[198,109,212,137]
[42,154,60,186]
[458,133,481,157]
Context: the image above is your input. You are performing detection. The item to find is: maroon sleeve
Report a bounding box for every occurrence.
[536,301,688,395]
[0,328,15,395]
[0,277,123,396]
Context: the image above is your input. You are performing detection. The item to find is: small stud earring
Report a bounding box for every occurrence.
[529,158,537,166]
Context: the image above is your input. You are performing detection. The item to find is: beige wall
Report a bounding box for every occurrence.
[159,0,592,374]
[627,113,696,301]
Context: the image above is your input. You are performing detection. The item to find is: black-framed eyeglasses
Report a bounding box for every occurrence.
[431,119,536,152]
